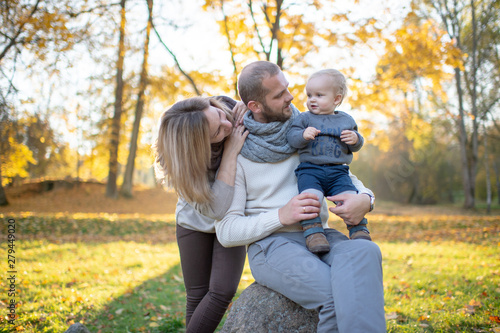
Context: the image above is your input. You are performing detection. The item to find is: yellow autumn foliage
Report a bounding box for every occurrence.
[1,137,36,185]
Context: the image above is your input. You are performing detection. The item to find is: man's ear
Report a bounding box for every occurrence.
[247,101,262,114]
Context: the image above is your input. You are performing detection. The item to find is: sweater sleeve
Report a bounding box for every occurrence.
[349,170,374,197]
[346,114,364,152]
[286,113,310,149]
[189,179,235,221]
[215,160,284,247]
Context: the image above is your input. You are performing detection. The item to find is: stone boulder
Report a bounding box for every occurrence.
[221,282,319,333]
[64,323,91,333]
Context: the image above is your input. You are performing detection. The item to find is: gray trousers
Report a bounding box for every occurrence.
[247,230,386,333]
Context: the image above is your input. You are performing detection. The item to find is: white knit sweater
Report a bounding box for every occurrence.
[215,153,372,247]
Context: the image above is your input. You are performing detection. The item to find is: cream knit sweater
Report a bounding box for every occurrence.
[215,153,372,247]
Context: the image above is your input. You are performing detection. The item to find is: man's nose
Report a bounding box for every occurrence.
[286,91,294,103]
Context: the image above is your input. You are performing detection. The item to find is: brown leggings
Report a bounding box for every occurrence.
[176,225,246,333]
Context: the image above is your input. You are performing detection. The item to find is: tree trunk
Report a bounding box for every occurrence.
[455,66,474,209]
[0,163,8,206]
[494,159,500,205]
[469,0,479,209]
[106,0,127,199]
[483,125,491,213]
[433,0,475,209]
[120,0,152,198]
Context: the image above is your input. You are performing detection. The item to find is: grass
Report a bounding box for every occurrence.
[0,210,499,333]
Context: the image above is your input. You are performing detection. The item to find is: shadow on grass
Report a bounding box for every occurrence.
[0,214,177,245]
[328,215,500,245]
[81,263,187,333]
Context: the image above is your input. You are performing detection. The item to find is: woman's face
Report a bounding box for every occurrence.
[204,105,233,143]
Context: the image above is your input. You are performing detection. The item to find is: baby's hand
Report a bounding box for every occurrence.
[303,127,320,140]
[340,130,358,145]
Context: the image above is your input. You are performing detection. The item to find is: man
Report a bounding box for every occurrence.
[215,61,385,332]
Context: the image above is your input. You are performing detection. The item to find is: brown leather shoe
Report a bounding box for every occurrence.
[350,230,372,241]
[301,222,330,254]
[306,232,330,254]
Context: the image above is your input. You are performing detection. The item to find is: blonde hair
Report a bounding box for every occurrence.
[308,69,348,105]
[153,97,233,204]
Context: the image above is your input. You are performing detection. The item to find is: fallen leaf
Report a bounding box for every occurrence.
[115,308,125,315]
[386,312,398,320]
[469,299,481,307]
[464,305,476,314]
[149,323,160,327]
[145,302,156,310]
[490,316,500,323]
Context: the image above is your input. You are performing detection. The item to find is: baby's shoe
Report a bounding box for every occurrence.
[303,223,330,254]
[350,230,372,241]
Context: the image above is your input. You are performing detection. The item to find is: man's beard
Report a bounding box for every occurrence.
[260,101,292,123]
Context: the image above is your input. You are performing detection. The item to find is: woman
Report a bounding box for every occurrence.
[153,96,248,332]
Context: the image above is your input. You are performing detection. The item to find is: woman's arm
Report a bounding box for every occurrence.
[191,102,248,220]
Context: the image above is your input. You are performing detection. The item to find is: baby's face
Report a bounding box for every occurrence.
[305,75,340,115]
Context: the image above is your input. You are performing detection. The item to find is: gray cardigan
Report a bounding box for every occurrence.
[175,179,235,233]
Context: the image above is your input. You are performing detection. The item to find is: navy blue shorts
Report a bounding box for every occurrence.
[295,162,358,196]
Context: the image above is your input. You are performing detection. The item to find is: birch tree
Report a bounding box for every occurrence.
[106,0,127,198]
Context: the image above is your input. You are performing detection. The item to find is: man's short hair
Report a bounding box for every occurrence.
[238,61,281,105]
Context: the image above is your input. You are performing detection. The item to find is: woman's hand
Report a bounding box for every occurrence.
[216,124,248,187]
[232,101,248,126]
[224,123,248,157]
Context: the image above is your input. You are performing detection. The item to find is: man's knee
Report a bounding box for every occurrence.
[357,240,382,262]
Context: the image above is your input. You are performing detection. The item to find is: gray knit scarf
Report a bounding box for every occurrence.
[240,104,299,163]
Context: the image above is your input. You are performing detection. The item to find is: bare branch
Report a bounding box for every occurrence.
[248,0,269,59]
[0,0,42,62]
[220,0,238,97]
[151,21,201,96]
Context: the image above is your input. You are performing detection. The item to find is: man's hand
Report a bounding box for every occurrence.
[303,127,321,141]
[327,193,370,225]
[340,130,358,145]
[278,192,321,226]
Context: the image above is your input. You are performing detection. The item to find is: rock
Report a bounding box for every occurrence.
[64,323,91,333]
[221,282,319,333]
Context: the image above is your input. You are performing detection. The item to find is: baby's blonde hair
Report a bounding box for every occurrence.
[308,69,347,105]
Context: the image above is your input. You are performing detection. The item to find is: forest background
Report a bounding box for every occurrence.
[1,0,500,209]
[1,1,500,332]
